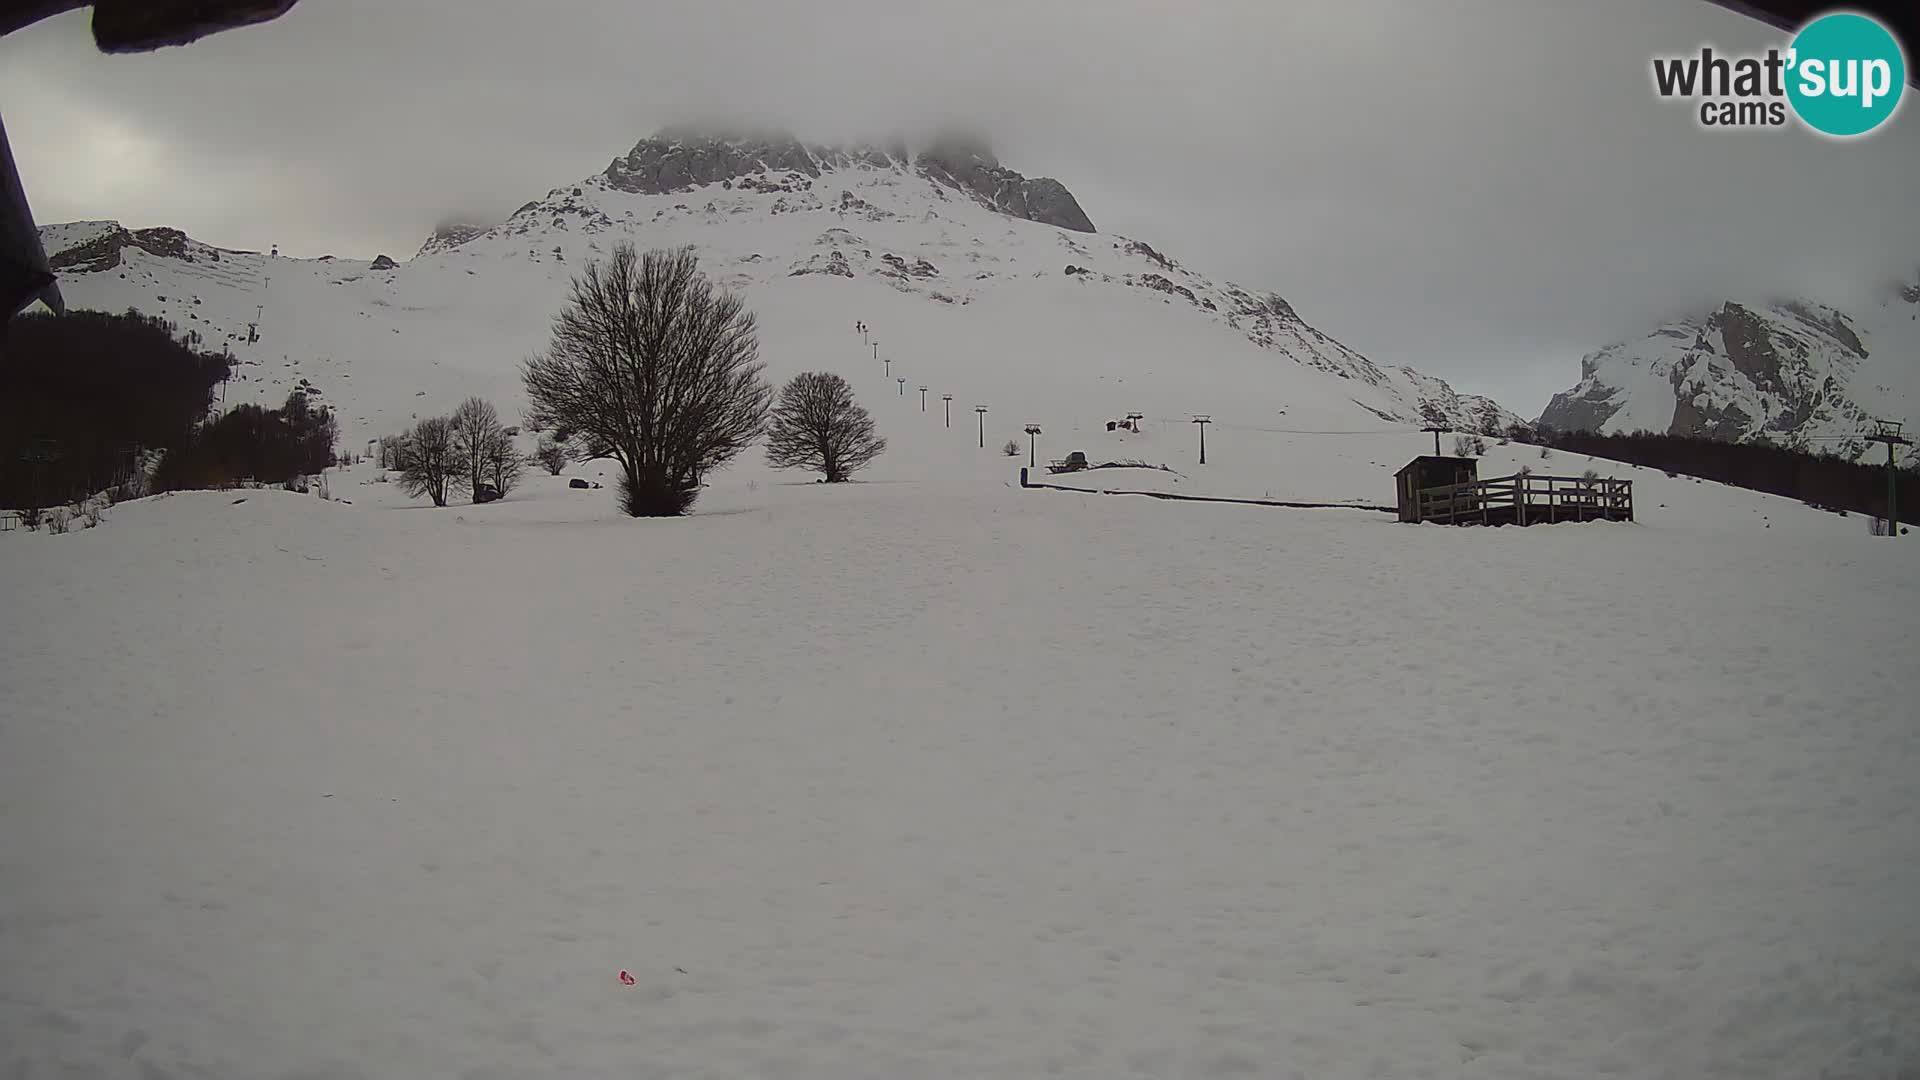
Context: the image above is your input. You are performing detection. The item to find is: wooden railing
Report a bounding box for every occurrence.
[1416,473,1632,525]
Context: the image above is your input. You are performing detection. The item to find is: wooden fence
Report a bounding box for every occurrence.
[1415,473,1633,526]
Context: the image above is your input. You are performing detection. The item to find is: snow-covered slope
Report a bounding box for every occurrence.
[1540,278,1920,460]
[12,128,1920,1080]
[36,129,1523,454]
[4,475,1916,1079]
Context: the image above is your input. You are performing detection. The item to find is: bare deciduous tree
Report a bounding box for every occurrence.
[1453,434,1487,457]
[484,427,524,497]
[451,396,502,495]
[397,415,460,507]
[534,434,569,476]
[378,433,410,471]
[523,244,771,516]
[764,372,886,483]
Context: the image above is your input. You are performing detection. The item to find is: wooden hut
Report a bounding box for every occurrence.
[1394,456,1478,523]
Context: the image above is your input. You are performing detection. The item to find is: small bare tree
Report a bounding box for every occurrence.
[451,396,503,495]
[534,434,569,476]
[523,243,771,515]
[378,433,410,471]
[483,427,524,497]
[397,415,461,506]
[1002,439,1021,457]
[764,372,886,482]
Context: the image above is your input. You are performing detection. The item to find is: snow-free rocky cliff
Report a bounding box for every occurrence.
[38,129,1523,446]
[1540,277,1920,460]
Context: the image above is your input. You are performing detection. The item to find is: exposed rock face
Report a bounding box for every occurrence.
[878,253,938,279]
[1136,273,1196,303]
[1124,240,1175,272]
[1537,385,1624,434]
[369,254,398,271]
[604,129,906,195]
[417,222,488,257]
[788,250,854,278]
[1538,289,1913,458]
[602,128,1095,233]
[914,134,1096,233]
[48,225,215,273]
[836,190,893,221]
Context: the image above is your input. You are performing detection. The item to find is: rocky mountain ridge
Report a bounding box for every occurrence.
[596,129,1097,234]
[1540,279,1920,459]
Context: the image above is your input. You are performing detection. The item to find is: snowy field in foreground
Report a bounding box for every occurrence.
[3,476,1918,1079]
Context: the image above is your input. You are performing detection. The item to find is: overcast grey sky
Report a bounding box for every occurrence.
[4,0,1917,414]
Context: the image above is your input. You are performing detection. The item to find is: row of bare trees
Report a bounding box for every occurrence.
[377,244,885,512]
[387,396,524,507]
[521,243,885,515]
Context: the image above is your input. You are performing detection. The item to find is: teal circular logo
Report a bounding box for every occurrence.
[1787,13,1906,136]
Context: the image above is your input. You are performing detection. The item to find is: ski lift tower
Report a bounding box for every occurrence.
[1866,420,1912,537]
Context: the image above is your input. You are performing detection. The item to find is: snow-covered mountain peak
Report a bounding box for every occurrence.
[1541,279,1920,459]
[40,128,1528,446]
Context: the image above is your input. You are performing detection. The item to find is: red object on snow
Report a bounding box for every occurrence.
[618,970,635,985]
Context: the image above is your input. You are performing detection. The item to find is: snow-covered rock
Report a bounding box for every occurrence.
[47,223,241,273]
[1540,275,1920,459]
[415,221,489,257]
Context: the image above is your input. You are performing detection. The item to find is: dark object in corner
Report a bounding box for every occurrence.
[0,1,300,53]
[1702,2,1918,88]
[1,114,61,321]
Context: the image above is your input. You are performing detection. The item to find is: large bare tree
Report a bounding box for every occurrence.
[396,415,460,507]
[450,396,501,495]
[765,372,886,482]
[523,244,770,516]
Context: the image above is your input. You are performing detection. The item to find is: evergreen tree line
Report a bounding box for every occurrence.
[153,389,340,492]
[1507,424,1920,525]
[1,309,337,508]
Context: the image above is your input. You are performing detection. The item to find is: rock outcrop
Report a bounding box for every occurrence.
[601,128,1095,233]
[914,134,1096,233]
[1539,278,1920,459]
[604,129,906,195]
[47,225,220,273]
[417,222,488,257]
